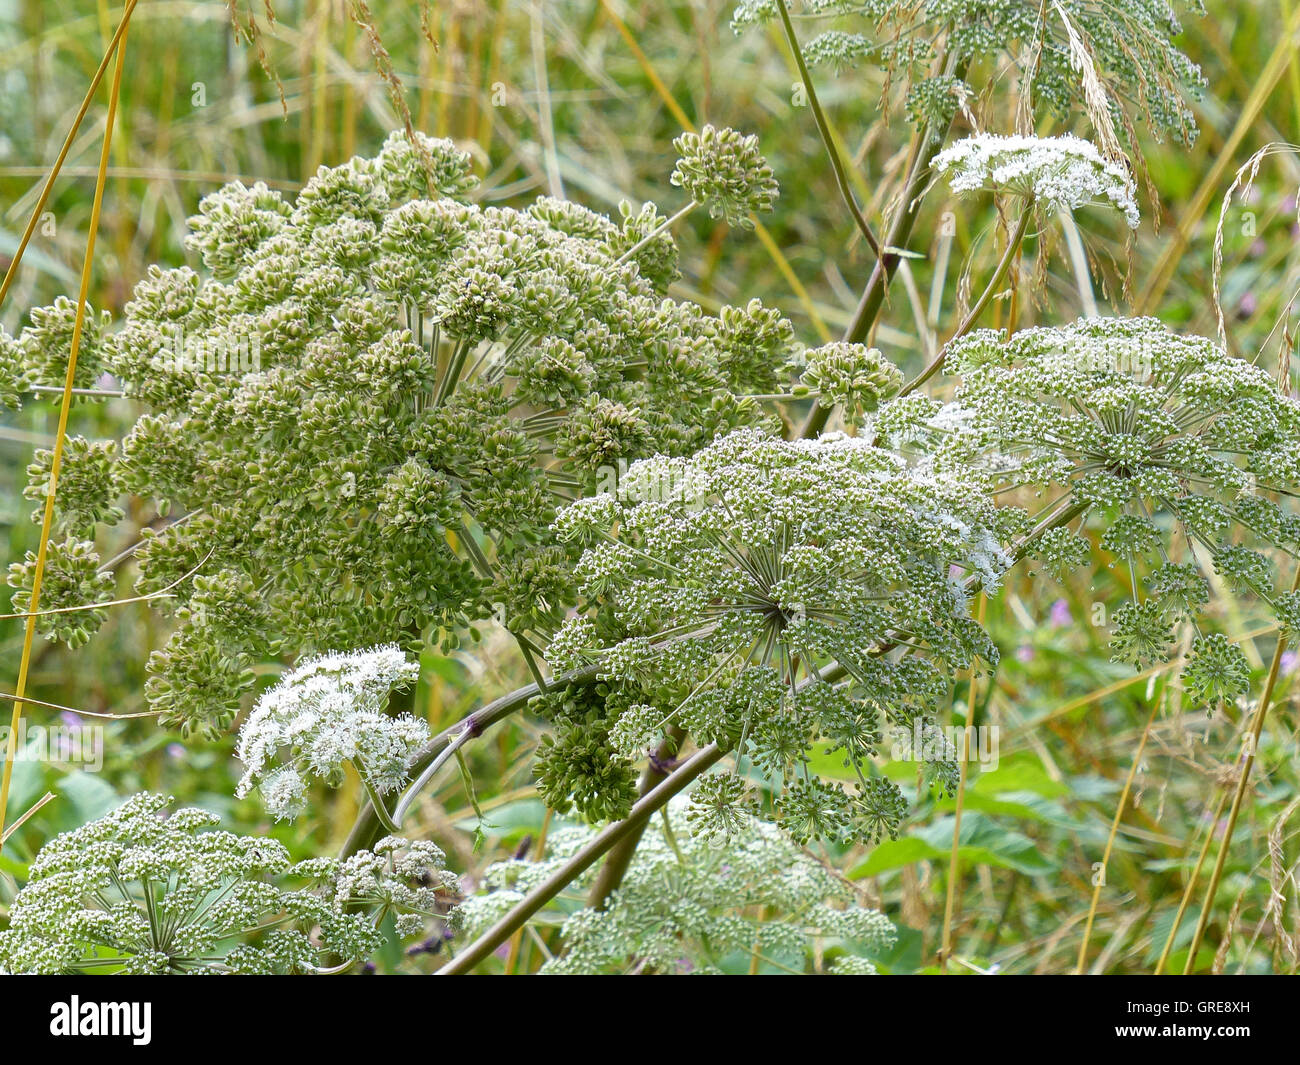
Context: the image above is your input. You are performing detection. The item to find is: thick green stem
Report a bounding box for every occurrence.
[802,57,970,438]
[586,724,686,910]
[437,743,725,974]
[338,663,602,860]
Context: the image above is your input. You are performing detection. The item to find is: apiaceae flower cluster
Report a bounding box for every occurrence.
[731,0,1203,145]
[542,428,1015,843]
[235,645,426,820]
[6,82,1296,972]
[671,125,779,227]
[932,134,1141,228]
[0,794,455,974]
[453,797,896,974]
[794,341,904,421]
[879,316,1300,702]
[2,127,793,738]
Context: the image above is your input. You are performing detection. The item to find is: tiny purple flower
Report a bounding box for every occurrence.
[1050,598,1072,627]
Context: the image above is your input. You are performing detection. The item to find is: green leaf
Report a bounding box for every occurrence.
[967,753,1070,798]
[850,813,1057,877]
[58,772,120,824]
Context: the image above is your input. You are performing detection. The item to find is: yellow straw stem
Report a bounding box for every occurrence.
[0,0,138,312]
[0,6,131,845]
[1075,695,1161,974]
[1181,566,1300,973]
[1153,788,1229,975]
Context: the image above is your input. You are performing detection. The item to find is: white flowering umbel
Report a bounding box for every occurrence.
[884,317,1300,702]
[933,134,1140,228]
[0,794,455,974]
[453,798,895,974]
[545,428,1013,843]
[236,646,426,820]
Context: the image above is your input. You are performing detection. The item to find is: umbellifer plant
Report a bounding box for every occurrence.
[2,1,1296,978]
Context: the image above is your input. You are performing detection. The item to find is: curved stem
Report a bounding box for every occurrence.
[392,724,476,827]
[360,774,399,834]
[775,0,881,257]
[337,663,602,860]
[437,743,725,975]
[900,208,1033,398]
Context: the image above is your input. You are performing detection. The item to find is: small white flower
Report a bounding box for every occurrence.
[933,133,1140,228]
[236,645,425,820]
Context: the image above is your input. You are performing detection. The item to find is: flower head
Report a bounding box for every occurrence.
[453,796,894,974]
[79,131,785,734]
[797,342,903,421]
[892,316,1300,675]
[0,794,452,974]
[7,536,113,648]
[671,125,779,228]
[933,134,1140,228]
[547,427,1010,842]
[236,645,425,819]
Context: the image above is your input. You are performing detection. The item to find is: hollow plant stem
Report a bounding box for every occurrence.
[586,725,686,910]
[437,743,725,974]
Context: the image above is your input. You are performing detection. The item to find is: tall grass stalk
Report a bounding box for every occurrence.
[0,1,131,844]
[1182,567,1300,972]
[1075,695,1162,973]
